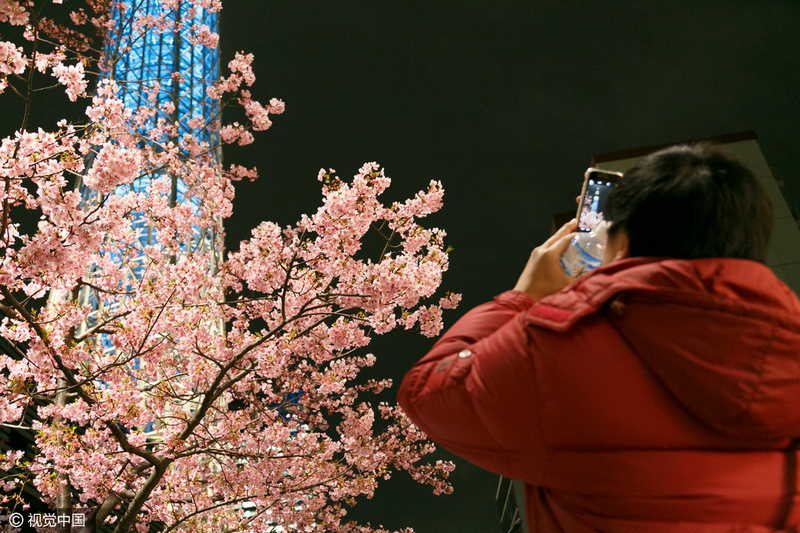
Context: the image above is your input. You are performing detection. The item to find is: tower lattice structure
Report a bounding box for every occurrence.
[72,0,223,430]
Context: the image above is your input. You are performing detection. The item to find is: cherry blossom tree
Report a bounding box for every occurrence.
[0,1,458,532]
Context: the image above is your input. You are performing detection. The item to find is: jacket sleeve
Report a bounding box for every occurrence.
[397,290,547,481]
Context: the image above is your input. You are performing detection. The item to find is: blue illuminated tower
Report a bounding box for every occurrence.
[110,1,220,152]
[76,1,223,358]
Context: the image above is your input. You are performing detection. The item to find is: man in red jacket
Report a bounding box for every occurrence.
[398,144,800,532]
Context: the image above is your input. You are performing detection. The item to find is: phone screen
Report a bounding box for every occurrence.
[577,170,621,232]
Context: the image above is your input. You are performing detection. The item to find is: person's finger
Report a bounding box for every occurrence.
[544,219,577,247]
[552,231,576,256]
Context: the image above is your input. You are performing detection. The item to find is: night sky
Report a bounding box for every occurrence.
[218,3,799,531]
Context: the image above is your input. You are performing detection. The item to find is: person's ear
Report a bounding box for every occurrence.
[612,231,629,261]
[603,229,630,264]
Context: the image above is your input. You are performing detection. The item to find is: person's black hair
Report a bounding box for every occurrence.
[604,143,773,263]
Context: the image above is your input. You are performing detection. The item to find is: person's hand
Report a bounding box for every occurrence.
[513,219,577,301]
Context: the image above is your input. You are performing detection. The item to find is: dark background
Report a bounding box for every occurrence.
[218,3,799,532]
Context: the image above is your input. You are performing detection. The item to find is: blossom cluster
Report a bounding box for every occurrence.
[0,1,456,533]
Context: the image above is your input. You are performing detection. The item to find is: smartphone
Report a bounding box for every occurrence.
[576,168,623,232]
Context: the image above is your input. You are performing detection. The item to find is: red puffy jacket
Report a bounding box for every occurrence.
[398,257,800,532]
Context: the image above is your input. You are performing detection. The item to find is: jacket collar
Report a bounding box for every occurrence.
[524,257,799,332]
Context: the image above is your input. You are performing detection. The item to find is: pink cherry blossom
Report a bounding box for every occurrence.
[84,142,142,193]
[0,40,25,75]
[0,0,31,26]
[52,61,88,101]
[0,2,458,532]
